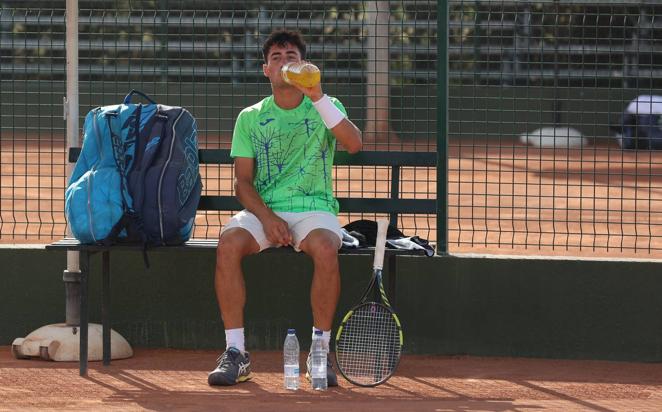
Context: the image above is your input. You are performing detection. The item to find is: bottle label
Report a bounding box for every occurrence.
[284,364,299,376]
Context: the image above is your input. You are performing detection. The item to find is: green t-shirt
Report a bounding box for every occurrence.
[230,95,347,214]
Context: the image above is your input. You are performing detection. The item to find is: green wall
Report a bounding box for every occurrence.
[2,247,661,362]
[397,255,662,361]
[1,247,66,341]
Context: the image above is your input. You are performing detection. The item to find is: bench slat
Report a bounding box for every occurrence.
[334,150,436,167]
[197,196,241,211]
[45,238,426,256]
[69,148,436,167]
[197,195,435,214]
[338,198,436,214]
[198,149,233,164]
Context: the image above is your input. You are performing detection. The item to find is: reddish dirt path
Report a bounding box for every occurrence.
[2,346,662,411]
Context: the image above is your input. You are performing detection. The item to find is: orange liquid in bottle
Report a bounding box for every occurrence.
[281,62,321,88]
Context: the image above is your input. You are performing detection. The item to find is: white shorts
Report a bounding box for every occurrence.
[221,210,343,252]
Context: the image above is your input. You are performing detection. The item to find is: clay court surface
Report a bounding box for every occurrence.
[1,137,661,257]
[2,347,662,411]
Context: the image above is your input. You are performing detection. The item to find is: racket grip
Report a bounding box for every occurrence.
[373,219,388,270]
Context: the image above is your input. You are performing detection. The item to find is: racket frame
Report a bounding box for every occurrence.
[334,220,404,387]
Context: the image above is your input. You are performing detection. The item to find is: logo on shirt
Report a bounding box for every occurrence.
[259,118,275,126]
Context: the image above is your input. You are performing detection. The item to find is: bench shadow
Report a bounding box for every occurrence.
[84,371,545,412]
[3,348,660,411]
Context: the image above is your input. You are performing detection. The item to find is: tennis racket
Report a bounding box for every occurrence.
[335,219,403,387]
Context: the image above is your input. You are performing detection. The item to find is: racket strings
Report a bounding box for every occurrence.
[336,303,401,385]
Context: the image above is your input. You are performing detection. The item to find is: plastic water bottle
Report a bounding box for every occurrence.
[281,62,321,88]
[283,328,300,390]
[310,330,327,390]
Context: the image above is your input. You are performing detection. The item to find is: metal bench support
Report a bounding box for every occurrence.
[79,251,89,376]
[102,251,110,366]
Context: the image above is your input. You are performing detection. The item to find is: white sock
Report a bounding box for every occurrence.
[225,327,245,352]
[312,327,331,353]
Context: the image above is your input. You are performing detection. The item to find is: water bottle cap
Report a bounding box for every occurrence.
[287,328,296,334]
[314,330,323,336]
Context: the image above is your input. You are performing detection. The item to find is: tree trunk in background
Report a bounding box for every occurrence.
[365,1,398,145]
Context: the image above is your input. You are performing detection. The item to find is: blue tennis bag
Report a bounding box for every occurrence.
[65,90,202,247]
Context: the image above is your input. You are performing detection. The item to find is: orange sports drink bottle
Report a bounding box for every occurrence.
[281,62,321,88]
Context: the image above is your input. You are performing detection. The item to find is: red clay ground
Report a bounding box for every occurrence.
[2,346,662,411]
[2,137,662,258]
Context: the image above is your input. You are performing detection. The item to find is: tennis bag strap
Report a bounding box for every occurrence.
[103,91,165,267]
[102,108,153,267]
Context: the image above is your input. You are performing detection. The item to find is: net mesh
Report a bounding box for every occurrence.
[335,301,401,386]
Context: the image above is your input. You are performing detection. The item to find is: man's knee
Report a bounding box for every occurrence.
[217,228,259,262]
[303,230,340,263]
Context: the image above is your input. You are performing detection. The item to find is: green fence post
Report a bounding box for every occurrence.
[437,0,448,255]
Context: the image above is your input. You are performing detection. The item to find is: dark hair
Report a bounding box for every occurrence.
[262,29,306,63]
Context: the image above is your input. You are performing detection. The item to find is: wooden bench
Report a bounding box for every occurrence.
[46,148,437,375]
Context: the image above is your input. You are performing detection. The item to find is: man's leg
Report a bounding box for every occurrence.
[299,228,341,331]
[215,227,260,335]
[209,227,259,386]
[299,228,341,387]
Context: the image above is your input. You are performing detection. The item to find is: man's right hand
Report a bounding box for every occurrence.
[261,213,292,247]
[234,157,292,247]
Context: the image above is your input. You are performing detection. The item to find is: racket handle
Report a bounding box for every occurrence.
[373,219,389,270]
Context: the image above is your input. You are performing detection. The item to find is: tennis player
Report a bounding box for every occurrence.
[208,29,362,386]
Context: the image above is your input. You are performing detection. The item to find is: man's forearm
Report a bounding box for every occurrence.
[330,118,362,154]
[234,180,274,221]
[311,94,362,153]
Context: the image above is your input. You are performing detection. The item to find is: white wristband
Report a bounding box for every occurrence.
[312,94,345,129]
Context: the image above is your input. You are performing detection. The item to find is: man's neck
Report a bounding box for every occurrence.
[272,86,305,110]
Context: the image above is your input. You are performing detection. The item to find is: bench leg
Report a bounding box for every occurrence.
[388,254,397,308]
[79,251,90,376]
[102,251,110,366]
